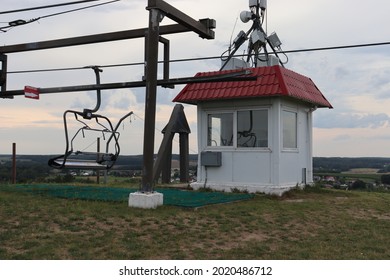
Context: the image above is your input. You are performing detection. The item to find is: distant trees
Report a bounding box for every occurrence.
[0,161,50,183]
[350,180,367,190]
[313,157,390,173]
[378,165,390,173]
[381,175,390,185]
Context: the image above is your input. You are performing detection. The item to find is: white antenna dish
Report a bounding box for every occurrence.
[240,11,252,23]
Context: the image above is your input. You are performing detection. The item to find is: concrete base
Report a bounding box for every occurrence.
[128,192,163,209]
[190,182,305,196]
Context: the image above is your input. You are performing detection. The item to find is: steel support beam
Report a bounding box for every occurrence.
[141,7,161,192]
[0,72,256,98]
[0,24,199,54]
[147,0,215,40]
[158,36,173,88]
[141,1,214,192]
[0,54,7,93]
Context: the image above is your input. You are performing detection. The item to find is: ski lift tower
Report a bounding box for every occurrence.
[0,0,218,209]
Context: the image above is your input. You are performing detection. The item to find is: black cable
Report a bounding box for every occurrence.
[0,0,121,32]
[282,41,390,53]
[37,0,121,21]
[0,0,101,15]
[6,41,390,75]
[7,62,145,74]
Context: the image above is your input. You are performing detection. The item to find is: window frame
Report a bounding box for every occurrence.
[236,109,269,148]
[282,108,298,151]
[205,107,270,150]
[207,112,234,147]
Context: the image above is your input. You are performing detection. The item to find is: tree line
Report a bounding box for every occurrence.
[1,155,389,184]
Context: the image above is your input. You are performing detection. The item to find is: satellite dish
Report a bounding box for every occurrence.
[240,11,252,23]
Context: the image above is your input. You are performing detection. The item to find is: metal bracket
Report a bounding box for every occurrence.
[82,66,103,118]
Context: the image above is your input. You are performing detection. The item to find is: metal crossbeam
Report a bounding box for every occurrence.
[146,0,215,39]
[0,24,198,54]
[0,72,256,98]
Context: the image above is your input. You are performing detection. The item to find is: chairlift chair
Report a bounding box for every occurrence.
[48,66,133,170]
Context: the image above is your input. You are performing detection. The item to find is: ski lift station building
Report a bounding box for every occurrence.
[173,65,332,195]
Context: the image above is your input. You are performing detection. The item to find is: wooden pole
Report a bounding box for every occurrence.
[97,137,100,184]
[12,143,16,184]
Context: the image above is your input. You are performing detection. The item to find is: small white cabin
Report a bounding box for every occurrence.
[174,65,332,195]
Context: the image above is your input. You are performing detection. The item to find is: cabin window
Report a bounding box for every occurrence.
[282,110,297,149]
[207,113,233,146]
[237,110,268,147]
[207,109,269,148]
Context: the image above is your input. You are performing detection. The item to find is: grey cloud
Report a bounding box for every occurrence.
[334,66,350,80]
[333,134,352,142]
[112,96,134,110]
[314,111,390,129]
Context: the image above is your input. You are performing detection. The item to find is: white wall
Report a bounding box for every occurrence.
[193,98,314,194]
[278,100,313,186]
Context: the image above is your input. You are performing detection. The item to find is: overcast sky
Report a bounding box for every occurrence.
[1,0,390,157]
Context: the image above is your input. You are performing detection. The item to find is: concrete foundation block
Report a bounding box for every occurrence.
[128,192,164,209]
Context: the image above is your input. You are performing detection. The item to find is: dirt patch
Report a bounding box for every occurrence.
[335,197,349,200]
[284,199,305,203]
[347,209,390,221]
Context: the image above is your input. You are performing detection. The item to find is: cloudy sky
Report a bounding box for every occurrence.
[1,0,390,157]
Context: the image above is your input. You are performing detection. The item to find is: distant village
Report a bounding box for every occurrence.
[314,174,390,191]
[313,157,390,191]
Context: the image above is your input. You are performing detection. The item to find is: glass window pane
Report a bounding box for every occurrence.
[283,110,297,148]
[237,110,268,148]
[208,113,233,146]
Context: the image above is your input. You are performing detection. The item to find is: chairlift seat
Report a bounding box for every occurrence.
[48,107,133,170]
[50,159,108,170]
[48,151,117,170]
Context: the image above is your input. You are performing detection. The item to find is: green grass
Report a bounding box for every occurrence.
[1,184,390,259]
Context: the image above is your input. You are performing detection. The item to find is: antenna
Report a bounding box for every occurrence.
[220,0,287,70]
[229,15,240,54]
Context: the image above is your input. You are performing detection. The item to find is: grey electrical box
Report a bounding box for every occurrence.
[201,151,222,167]
[257,55,280,67]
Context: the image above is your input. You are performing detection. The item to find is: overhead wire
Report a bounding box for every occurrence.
[6,41,390,75]
[0,0,121,32]
[34,0,121,21]
[0,1,102,15]
[282,41,390,53]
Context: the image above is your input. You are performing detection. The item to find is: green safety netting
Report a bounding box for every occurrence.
[4,184,254,208]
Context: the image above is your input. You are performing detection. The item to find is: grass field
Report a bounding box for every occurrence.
[1,184,389,260]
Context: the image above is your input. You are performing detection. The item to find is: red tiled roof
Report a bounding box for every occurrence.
[173,65,333,108]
